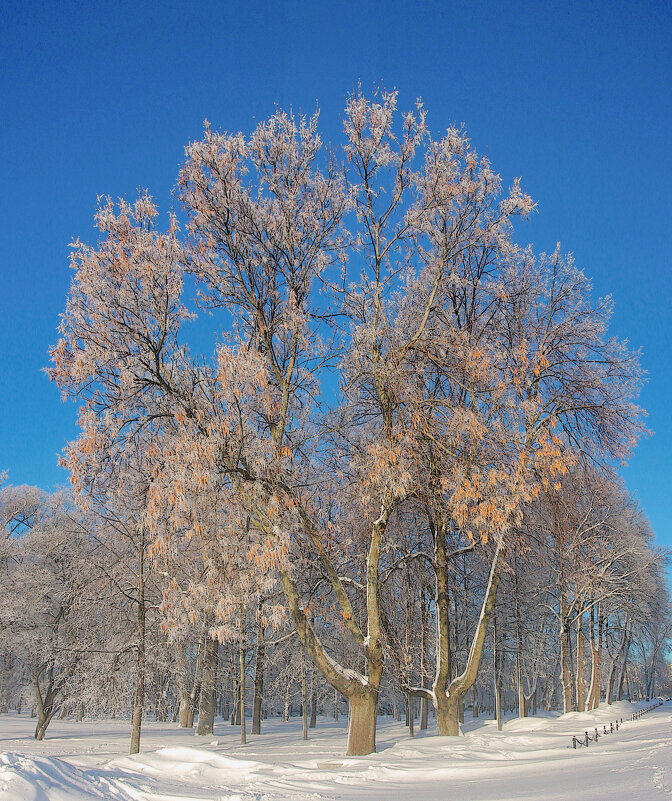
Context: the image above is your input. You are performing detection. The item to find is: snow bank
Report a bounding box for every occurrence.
[1,701,670,801]
[0,750,265,801]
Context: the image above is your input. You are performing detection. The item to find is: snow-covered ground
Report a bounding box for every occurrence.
[1,701,670,800]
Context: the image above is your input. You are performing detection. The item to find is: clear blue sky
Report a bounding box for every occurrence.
[1,1,670,545]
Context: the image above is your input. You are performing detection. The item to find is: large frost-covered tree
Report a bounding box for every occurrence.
[47,89,653,755]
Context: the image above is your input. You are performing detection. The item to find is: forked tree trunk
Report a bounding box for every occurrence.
[33,662,60,741]
[433,538,503,735]
[276,507,388,756]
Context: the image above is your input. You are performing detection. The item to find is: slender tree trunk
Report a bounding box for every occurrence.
[616,623,632,701]
[514,571,527,718]
[420,588,429,730]
[494,608,502,730]
[239,609,246,745]
[559,591,573,713]
[309,668,317,729]
[130,531,146,755]
[252,613,265,736]
[301,651,308,740]
[282,681,290,722]
[575,613,585,712]
[587,604,602,710]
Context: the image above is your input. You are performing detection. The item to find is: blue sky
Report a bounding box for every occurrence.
[1,0,670,546]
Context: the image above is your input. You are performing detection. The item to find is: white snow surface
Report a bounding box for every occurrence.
[1,701,671,800]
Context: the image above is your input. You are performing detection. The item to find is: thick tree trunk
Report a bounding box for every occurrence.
[436,693,460,736]
[197,635,219,736]
[346,692,378,756]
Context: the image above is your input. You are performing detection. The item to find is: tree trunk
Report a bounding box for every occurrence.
[559,591,573,713]
[273,497,392,757]
[494,608,502,730]
[309,668,317,729]
[575,613,585,712]
[346,692,378,756]
[130,531,146,755]
[587,604,602,710]
[252,614,265,736]
[616,622,632,701]
[435,539,503,735]
[282,681,290,722]
[33,663,59,741]
[301,652,308,740]
[197,635,218,736]
[436,693,460,736]
[420,696,429,730]
[239,610,246,745]
[514,571,527,718]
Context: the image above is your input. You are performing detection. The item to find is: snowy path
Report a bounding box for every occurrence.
[1,701,671,800]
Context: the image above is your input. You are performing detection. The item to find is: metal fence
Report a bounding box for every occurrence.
[571,699,664,748]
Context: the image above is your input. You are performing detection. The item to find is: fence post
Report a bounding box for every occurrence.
[585,731,589,746]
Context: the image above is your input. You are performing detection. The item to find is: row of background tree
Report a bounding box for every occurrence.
[1,471,668,749]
